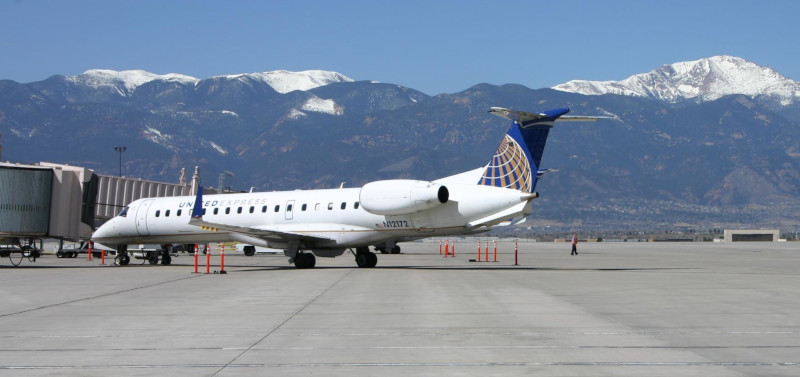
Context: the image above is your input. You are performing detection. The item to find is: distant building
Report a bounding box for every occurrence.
[723,229,780,242]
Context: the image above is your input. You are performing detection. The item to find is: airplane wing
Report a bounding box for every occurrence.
[188,187,335,244]
[188,217,336,243]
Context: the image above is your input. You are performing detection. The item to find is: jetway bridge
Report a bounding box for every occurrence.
[1,162,200,264]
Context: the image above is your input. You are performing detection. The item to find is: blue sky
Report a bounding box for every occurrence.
[2,0,798,95]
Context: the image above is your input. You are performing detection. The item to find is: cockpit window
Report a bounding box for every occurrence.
[119,207,129,217]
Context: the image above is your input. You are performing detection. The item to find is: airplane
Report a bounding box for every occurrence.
[92,106,605,268]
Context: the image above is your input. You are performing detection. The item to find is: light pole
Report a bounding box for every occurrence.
[114,146,126,177]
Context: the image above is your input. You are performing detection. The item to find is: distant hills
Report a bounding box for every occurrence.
[2,56,799,232]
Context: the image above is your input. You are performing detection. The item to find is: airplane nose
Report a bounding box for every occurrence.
[92,221,114,241]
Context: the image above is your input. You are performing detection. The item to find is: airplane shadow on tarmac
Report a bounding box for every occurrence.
[232,265,698,273]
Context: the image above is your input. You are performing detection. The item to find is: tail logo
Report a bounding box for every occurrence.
[478,135,533,192]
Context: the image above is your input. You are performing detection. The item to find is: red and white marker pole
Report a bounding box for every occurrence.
[193,243,199,273]
[477,239,481,262]
[220,243,225,273]
[205,244,211,274]
[88,241,93,261]
[493,240,497,262]
[514,239,519,266]
[451,240,455,257]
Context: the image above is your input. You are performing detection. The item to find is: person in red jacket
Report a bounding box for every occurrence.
[571,233,578,255]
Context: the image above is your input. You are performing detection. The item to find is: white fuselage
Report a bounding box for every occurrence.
[92,179,532,253]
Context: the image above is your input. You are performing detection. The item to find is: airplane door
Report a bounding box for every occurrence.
[285,200,295,220]
[135,199,154,236]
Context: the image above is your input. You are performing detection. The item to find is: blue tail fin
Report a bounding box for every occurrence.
[478,107,570,192]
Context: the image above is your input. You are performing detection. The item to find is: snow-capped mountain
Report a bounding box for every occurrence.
[552,55,800,105]
[63,69,353,96]
[218,70,354,94]
[65,69,199,96]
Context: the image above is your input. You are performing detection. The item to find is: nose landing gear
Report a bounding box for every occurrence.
[113,245,131,265]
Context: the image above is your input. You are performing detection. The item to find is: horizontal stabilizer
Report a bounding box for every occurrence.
[489,107,570,126]
[490,107,612,124]
[556,115,613,122]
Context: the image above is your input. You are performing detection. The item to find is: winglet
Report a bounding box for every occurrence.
[191,186,204,219]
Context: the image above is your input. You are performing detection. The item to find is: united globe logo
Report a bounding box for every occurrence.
[478,135,533,192]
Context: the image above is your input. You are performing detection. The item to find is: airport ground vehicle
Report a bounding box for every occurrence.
[0,238,42,266]
[57,241,114,258]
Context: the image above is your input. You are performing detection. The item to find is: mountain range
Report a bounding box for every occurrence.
[553,55,800,106]
[2,56,799,233]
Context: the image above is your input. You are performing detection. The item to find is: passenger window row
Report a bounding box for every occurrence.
[154,209,183,218]
[153,202,360,217]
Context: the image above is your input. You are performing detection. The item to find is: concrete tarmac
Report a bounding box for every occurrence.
[1,241,798,376]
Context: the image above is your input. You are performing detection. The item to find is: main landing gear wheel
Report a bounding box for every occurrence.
[355,247,377,268]
[294,253,316,269]
[243,246,256,256]
[115,254,131,266]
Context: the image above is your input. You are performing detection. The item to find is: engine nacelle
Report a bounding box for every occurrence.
[359,180,449,215]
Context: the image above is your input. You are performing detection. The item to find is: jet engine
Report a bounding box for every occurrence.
[359,180,449,215]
